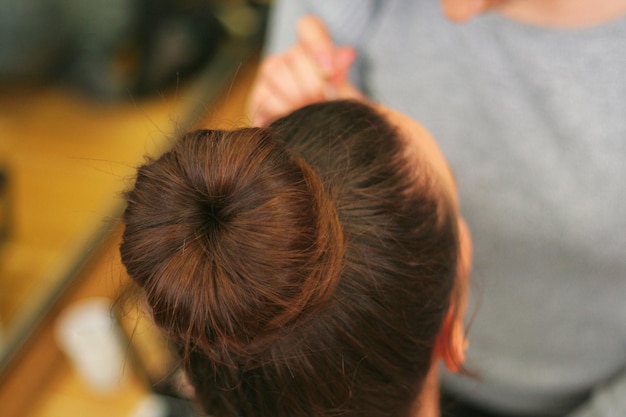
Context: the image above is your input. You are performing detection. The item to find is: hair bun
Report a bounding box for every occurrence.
[120,128,345,357]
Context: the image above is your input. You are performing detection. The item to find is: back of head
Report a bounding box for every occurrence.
[120,100,458,417]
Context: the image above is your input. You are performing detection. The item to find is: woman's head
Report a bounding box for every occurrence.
[120,100,470,417]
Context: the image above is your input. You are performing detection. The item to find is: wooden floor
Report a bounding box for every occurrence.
[0,52,259,417]
[0,85,184,334]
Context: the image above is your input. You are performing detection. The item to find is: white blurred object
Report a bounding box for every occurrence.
[54,297,128,394]
[129,394,169,417]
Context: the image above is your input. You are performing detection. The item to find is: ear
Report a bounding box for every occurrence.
[434,309,467,373]
[434,217,472,372]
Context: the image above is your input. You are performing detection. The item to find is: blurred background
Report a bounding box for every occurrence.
[0,1,268,416]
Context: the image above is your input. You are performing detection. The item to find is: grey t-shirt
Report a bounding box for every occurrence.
[266,1,626,416]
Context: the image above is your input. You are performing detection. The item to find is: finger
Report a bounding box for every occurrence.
[285,44,327,103]
[247,54,306,121]
[329,46,356,85]
[297,15,336,76]
[247,61,292,126]
[248,83,294,127]
[325,47,363,101]
[255,48,324,116]
[440,0,505,22]
[265,51,309,104]
[247,58,281,123]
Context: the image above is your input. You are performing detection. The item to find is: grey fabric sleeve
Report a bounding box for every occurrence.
[263,0,308,55]
[568,369,626,417]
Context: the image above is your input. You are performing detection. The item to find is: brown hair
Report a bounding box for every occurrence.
[120,100,458,417]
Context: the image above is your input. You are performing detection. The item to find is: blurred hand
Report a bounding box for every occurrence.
[247,15,364,127]
[440,0,507,22]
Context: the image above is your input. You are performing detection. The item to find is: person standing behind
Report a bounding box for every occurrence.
[247,1,626,416]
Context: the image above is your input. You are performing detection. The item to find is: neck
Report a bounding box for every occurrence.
[496,0,626,27]
[411,363,441,417]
